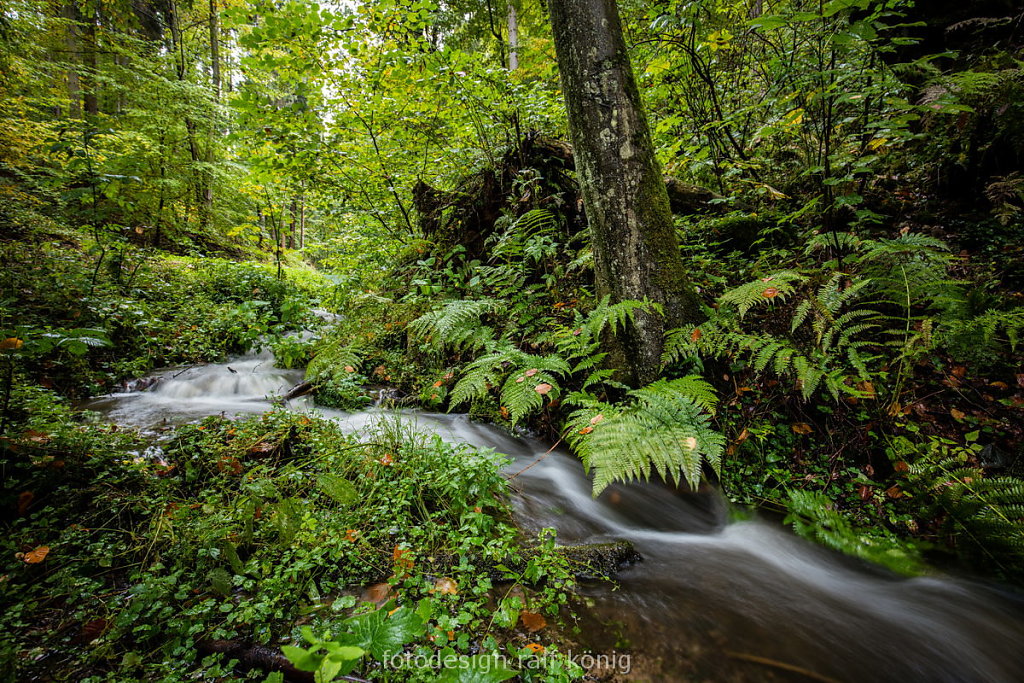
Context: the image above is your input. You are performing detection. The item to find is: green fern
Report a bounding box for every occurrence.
[449,345,570,424]
[306,341,364,384]
[717,270,805,317]
[565,376,725,495]
[910,454,1024,576]
[785,489,925,575]
[667,275,883,400]
[408,299,499,354]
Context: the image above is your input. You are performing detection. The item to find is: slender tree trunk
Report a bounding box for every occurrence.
[548,0,702,386]
[82,10,99,117]
[63,3,81,118]
[209,0,221,100]
[507,1,519,71]
[298,192,305,249]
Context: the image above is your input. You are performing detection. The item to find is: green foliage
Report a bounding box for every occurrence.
[668,273,883,400]
[1,404,578,681]
[896,435,1024,580]
[785,489,925,576]
[450,346,570,425]
[717,270,805,318]
[565,376,724,495]
[409,299,500,356]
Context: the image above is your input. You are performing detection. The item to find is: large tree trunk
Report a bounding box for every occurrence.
[548,0,702,386]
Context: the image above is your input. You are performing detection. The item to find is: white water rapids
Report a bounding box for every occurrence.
[84,351,1024,682]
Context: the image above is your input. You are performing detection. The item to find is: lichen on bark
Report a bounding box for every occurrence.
[548,0,702,385]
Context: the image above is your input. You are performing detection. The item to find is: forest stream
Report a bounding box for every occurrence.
[82,349,1024,682]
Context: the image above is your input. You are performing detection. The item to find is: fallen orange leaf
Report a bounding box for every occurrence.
[791,423,812,435]
[950,408,966,420]
[762,287,779,298]
[520,610,547,632]
[535,383,552,395]
[691,327,702,342]
[22,546,49,564]
[433,577,458,595]
[524,643,546,654]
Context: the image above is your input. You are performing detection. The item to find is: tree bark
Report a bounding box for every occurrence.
[62,3,82,119]
[548,0,702,386]
[507,1,519,71]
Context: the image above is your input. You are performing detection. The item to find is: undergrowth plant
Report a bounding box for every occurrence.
[1,405,580,681]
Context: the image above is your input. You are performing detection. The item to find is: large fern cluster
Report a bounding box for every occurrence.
[448,345,570,424]
[408,298,500,355]
[446,296,655,425]
[910,456,1024,577]
[306,340,364,384]
[563,376,724,495]
[665,273,883,400]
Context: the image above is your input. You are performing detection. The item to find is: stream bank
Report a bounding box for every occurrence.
[78,350,1024,682]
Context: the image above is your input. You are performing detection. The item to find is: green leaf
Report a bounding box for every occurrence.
[346,604,425,660]
[281,645,322,672]
[208,567,233,596]
[317,474,358,506]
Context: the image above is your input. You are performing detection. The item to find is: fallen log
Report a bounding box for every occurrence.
[282,381,314,401]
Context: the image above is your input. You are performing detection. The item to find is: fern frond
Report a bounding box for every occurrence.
[307,342,364,383]
[449,346,570,424]
[718,270,805,317]
[409,299,500,354]
[567,377,724,495]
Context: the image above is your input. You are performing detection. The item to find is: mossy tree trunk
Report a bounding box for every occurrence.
[548,0,702,386]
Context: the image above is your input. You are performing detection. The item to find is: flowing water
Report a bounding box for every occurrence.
[84,351,1024,682]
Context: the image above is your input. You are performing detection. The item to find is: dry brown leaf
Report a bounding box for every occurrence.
[22,546,49,564]
[525,368,539,377]
[736,428,750,444]
[682,436,698,450]
[433,577,458,595]
[578,426,593,435]
[534,383,552,395]
[0,338,23,351]
[524,643,546,654]
[951,366,967,378]
[344,365,355,373]
[520,610,547,632]
[363,582,392,604]
[691,328,702,342]
[590,414,604,425]
[858,484,873,501]
[762,287,779,298]
[791,423,812,435]
[950,408,966,420]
